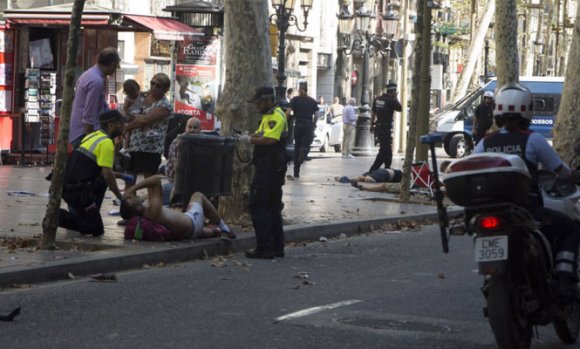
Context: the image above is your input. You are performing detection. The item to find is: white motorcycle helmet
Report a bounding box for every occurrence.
[483,90,494,99]
[493,83,533,120]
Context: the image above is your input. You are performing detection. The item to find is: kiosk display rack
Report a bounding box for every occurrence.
[24,68,56,162]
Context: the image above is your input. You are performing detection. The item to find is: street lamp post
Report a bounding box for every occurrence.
[338,0,398,157]
[270,0,313,110]
[533,40,543,76]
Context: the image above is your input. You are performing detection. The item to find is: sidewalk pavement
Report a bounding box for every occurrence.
[0,150,456,288]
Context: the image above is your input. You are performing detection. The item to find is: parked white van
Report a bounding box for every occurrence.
[432,76,564,158]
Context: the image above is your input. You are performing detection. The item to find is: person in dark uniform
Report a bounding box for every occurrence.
[247,86,288,259]
[474,83,580,302]
[59,110,125,236]
[472,90,494,144]
[285,82,318,179]
[369,82,402,172]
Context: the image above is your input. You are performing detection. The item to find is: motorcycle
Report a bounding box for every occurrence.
[420,133,580,349]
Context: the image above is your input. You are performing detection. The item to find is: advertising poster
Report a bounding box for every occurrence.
[175,34,220,131]
[174,64,216,131]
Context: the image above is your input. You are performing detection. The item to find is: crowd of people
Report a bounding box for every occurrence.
[57,47,234,242]
[54,45,411,260]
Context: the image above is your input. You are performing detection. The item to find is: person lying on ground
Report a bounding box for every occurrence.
[347,161,452,192]
[335,168,402,184]
[350,181,401,193]
[120,175,236,240]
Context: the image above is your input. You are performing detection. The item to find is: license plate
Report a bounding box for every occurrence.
[474,236,508,262]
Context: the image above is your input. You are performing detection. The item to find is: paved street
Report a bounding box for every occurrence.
[0,224,566,349]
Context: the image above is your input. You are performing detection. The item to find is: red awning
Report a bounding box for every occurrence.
[6,18,109,26]
[123,15,200,41]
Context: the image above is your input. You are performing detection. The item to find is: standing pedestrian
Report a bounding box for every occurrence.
[285,88,295,146]
[285,83,318,179]
[369,82,402,172]
[329,96,343,123]
[342,97,357,158]
[124,73,172,181]
[247,86,288,259]
[472,90,494,144]
[69,47,120,149]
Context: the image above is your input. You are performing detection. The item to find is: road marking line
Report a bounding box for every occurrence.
[274,299,362,323]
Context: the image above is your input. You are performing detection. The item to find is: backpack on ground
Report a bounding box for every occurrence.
[124,216,183,241]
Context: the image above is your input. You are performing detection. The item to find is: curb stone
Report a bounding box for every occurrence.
[0,210,462,288]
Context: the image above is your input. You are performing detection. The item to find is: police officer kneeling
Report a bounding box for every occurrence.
[59,110,125,236]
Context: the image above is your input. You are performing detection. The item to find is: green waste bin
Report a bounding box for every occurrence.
[173,134,235,207]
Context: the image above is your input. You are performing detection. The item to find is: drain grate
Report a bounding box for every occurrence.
[337,318,451,333]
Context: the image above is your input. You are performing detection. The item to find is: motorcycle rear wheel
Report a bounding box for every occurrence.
[487,274,532,349]
[553,301,580,344]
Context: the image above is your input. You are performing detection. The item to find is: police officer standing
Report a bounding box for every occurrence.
[285,82,318,179]
[472,90,494,144]
[59,110,125,236]
[247,86,288,259]
[369,82,402,172]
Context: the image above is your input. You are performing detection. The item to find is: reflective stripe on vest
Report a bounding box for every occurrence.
[76,135,109,163]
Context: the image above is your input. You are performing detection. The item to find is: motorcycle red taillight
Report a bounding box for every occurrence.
[479,216,501,230]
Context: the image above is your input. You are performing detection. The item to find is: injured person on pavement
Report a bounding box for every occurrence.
[335,168,402,193]
[120,175,236,240]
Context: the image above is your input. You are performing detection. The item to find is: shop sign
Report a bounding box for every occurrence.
[177,34,219,66]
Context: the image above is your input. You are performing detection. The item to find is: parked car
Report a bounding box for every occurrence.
[312,105,343,153]
[432,76,564,158]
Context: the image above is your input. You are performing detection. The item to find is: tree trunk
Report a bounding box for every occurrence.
[452,0,495,102]
[41,0,85,248]
[399,0,424,202]
[520,3,530,76]
[334,50,348,100]
[415,0,432,163]
[534,7,544,75]
[542,0,554,75]
[552,3,580,161]
[215,0,273,225]
[495,0,520,87]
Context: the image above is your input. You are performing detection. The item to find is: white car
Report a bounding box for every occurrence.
[312,105,343,153]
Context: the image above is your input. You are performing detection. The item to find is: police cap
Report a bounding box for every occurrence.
[99,109,124,125]
[386,82,397,91]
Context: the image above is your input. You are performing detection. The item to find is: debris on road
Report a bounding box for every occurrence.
[89,273,118,282]
[0,307,21,321]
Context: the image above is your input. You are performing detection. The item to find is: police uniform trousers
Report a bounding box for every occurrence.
[369,125,393,172]
[536,207,580,279]
[249,156,285,253]
[293,122,313,177]
[59,176,107,236]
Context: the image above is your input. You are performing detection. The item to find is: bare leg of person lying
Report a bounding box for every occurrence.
[187,192,236,240]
